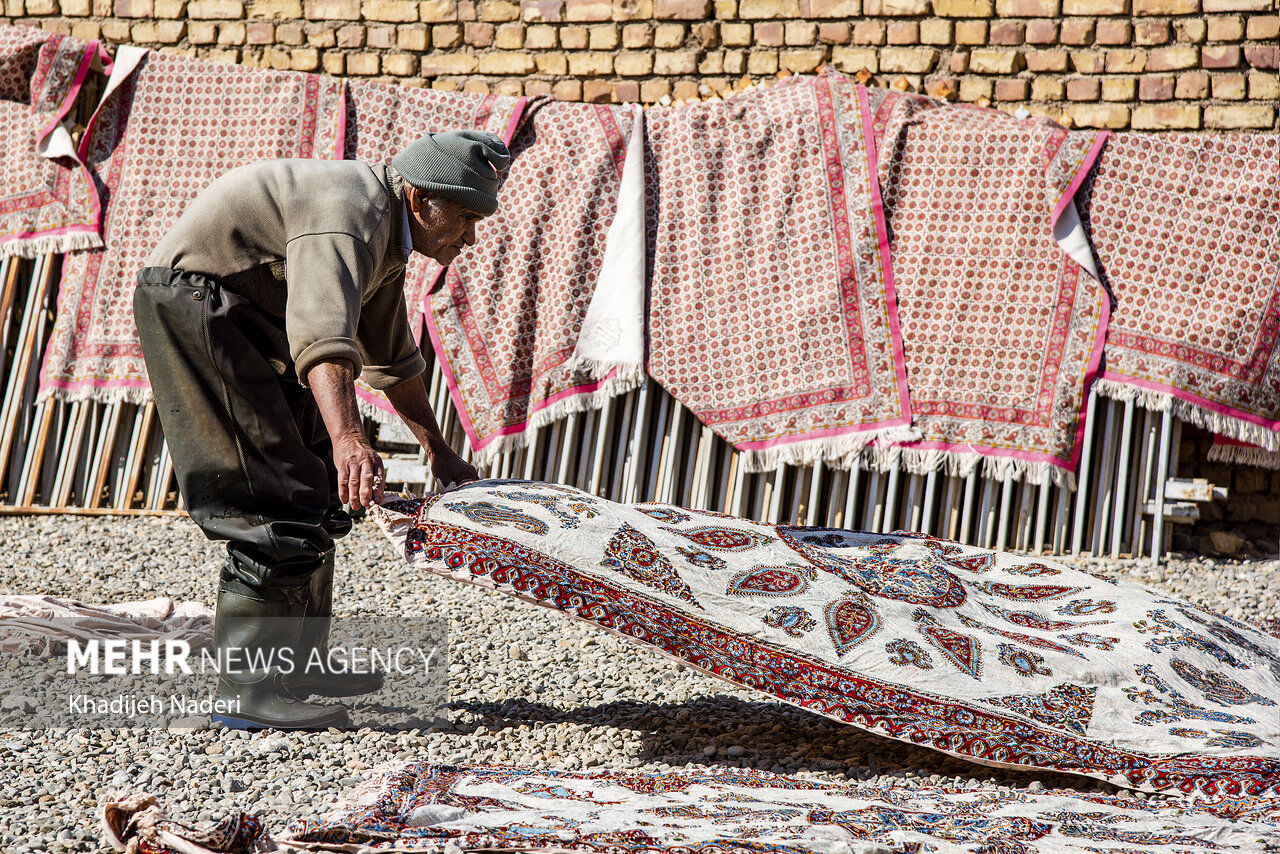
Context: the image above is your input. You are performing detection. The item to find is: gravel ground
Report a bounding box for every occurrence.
[0,512,1277,852]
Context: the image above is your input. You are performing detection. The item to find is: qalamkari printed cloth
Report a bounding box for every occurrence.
[1080,133,1280,455]
[342,80,527,424]
[374,480,1280,797]
[423,99,647,461]
[284,763,1280,853]
[0,25,104,258]
[645,74,914,472]
[38,48,346,403]
[868,90,1110,487]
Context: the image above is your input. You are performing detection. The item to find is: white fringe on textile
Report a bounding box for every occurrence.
[36,382,154,406]
[355,392,399,426]
[470,366,646,466]
[863,443,1077,490]
[0,230,102,259]
[737,424,921,474]
[1207,441,1280,471]
[1094,378,1280,452]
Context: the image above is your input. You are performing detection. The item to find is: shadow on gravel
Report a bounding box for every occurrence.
[446,695,1111,793]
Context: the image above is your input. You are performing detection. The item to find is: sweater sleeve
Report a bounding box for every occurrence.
[356,271,427,389]
[285,231,374,385]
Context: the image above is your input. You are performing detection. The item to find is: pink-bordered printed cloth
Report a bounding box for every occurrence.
[646,74,914,472]
[37,49,346,403]
[0,25,104,258]
[342,80,527,423]
[424,99,646,460]
[1080,133,1280,455]
[1209,434,1280,470]
[868,89,1110,486]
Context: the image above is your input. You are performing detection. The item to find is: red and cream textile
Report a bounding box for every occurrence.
[375,481,1280,796]
[38,49,346,402]
[869,90,1110,485]
[1081,133,1280,454]
[1209,434,1280,470]
[424,100,646,459]
[287,762,1280,853]
[343,80,526,422]
[0,25,103,258]
[647,75,913,472]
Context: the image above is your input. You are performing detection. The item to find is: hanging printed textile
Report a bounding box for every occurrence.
[342,79,527,422]
[646,74,914,472]
[868,88,1109,485]
[375,480,1280,796]
[38,49,346,402]
[1209,434,1280,471]
[286,763,1280,853]
[1081,133,1280,457]
[421,99,647,461]
[0,25,104,258]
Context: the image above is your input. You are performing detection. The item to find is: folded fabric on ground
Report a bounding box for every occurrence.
[868,90,1109,486]
[645,74,914,472]
[1208,434,1280,470]
[0,24,103,258]
[1080,132,1280,453]
[285,763,1280,853]
[342,80,526,423]
[424,99,646,460]
[375,480,1280,796]
[101,790,274,854]
[0,594,211,654]
[38,48,346,402]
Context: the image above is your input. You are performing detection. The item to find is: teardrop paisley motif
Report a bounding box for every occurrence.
[442,501,549,536]
[726,564,817,597]
[913,610,982,680]
[665,526,774,552]
[825,597,881,656]
[975,582,1083,601]
[600,524,703,609]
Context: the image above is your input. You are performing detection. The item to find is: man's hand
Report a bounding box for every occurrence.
[334,434,385,510]
[429,445,479,489]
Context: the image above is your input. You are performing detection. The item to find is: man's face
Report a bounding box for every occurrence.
[406,187,486,269]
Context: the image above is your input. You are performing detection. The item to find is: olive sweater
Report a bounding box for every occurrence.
[147,159,426,390]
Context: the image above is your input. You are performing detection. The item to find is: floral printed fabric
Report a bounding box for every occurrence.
[645,74,914,472]
[38,49,346,402]
[423,99,645,459]
[0,25,103,258]
[1080,133,1280,453]
[868,90,1109,485]
[287,762,1280,852]
[375,480,1280,796]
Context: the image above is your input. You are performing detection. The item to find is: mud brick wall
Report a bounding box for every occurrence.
[3,0,1277,129]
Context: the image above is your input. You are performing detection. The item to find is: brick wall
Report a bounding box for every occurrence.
[4,0,1277,128]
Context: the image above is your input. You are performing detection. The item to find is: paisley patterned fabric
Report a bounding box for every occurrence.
[375,480,1280,796]
[1080,133,1280,454]
[38,49,346,402]
[645,74,914,472]
[0,25,103,258]
[868,89,1110,485]
[286,762,1280,852]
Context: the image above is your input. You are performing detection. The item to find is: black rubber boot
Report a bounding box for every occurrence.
[283,549,385,700]
[212,575,350,731]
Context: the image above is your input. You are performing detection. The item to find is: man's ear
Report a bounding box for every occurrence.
[405,184,425,214]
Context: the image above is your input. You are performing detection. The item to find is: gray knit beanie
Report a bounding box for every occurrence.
[391,129,511,216]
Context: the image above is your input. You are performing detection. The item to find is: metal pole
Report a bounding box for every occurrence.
[1071,388,1100,555]
[1149,409,1173,566]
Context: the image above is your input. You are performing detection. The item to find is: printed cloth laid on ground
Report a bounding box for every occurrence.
[0,594,211,654]
[374,479,1280,796]
[423,99,647,461]
[342,79,526,422]
[1080,133,1280,455]
[285,763,1280,853]
[645,74,914,472]
[1209,434,1280,470]
[101,791,274,854]
[37,48,346,402]
[0,24,104,258]
[868,89,1110,486]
